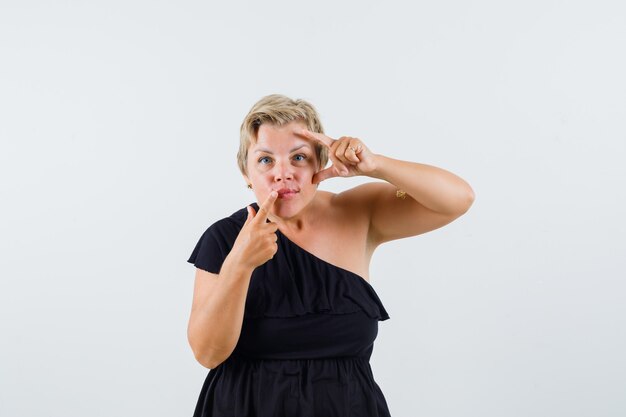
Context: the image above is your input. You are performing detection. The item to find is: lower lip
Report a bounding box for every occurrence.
[278,191,298,200]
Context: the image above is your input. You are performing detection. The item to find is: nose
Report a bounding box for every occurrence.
[273,159,294,182]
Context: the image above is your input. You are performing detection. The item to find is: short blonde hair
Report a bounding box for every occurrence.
[237,94,328,175]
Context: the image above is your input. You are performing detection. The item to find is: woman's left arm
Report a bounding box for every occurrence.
[301,129,475,245]
[365,155,475,244]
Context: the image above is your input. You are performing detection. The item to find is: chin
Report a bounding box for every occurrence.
[273,200,303,219]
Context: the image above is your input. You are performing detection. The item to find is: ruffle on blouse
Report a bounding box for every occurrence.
[244,227,390,321]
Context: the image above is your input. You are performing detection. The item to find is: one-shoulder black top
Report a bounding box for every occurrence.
[187,203,392,416]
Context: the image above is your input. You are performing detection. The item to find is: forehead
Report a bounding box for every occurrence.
[252,121,312,150]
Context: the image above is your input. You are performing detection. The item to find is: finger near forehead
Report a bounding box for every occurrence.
[300,128,334,147]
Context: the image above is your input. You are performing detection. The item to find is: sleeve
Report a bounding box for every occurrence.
[187,221,234,274]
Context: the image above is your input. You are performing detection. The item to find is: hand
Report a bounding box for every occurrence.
[230,191,279,270]
[300,129,377,184]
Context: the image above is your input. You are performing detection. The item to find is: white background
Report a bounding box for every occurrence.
[1,1,625,416]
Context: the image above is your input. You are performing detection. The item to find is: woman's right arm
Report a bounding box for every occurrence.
[187,259,254,369]
[187,192,278,369]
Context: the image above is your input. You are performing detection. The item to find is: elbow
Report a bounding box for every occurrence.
[188,336,231,369]
[449,187,475,216]
[463,187,475,212]
[193,350,223,369]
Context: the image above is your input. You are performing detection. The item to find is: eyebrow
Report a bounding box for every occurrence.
[254,144,311,154]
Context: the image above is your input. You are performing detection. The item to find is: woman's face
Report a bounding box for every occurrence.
[243,120,320,220]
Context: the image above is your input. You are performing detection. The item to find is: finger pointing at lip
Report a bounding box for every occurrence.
[235,190,279,270]
[256,191,278,223]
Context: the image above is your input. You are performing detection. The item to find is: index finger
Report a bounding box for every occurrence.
[256,191,278,222]
[300,128,334,148]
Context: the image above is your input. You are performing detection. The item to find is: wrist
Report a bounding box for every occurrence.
[368,154,391,180]
[222,250,255,278]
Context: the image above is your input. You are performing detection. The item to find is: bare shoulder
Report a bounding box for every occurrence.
[300,188,378,280]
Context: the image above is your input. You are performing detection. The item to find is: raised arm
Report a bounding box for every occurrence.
[365,157,474,244]
[300,129,475,246]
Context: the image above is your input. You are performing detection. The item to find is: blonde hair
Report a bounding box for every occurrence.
[237,94,328,175]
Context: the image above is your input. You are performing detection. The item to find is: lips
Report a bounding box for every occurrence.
[276,188,299,198]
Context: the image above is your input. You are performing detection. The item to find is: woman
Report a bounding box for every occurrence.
[187,94,474,416]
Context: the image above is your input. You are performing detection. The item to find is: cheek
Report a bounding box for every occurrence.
[303,157,318,172]
[248,163,272,177]
[297,165,316,179]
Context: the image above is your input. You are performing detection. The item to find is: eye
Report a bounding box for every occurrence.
[258,156,272,165]
[293,154,307,162]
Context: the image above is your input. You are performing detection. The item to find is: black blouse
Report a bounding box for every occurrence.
[187,203,392,417]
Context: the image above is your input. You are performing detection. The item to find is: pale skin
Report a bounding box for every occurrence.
[187,120,475,368]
